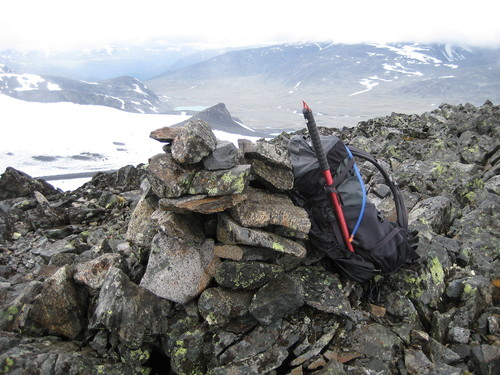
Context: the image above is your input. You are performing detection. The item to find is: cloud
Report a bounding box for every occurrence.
[2,0,500,51]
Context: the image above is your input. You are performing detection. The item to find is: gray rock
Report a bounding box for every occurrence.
[125,195,159,247]
[198,287,254,326]
[172,119,217,165]
[146,152,197,198]
[292,266,351,317]
[159,192,247,214]
[408,195,453,235]
[151,209,206,244]
[470,344,500,375]
[74,253,128,290]
[210,320,291,374]
[345,323,403,372]
[91,267,171,348]
[214,260,283,290]
[203,141,238,170]
[208,345,289,375]
[447,326,470,344]
[249,274,304,325]
[404,348,434,375]
[0,335,150,375]
[0,167,59,200]
[228,187,310,237]
[31,238,76,262]
[29,265,84,340]
[140,232,220,304]
[188,165,251,196]
[244,141,294,190]
[217,213,307,258]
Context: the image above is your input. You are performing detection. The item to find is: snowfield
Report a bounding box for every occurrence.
[0,94,260,191]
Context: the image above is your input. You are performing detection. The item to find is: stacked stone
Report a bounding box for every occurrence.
[129,119,311,311]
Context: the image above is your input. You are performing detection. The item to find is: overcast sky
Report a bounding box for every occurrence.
[2,0,500,51]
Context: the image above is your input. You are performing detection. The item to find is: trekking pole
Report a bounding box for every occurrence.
[302,100,355,253]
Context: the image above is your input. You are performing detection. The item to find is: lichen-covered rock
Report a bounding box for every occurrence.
[74,253,128,290]
[140,232,220,304]
[151,209,206,244]
[203,140,238,170]
[228,187,310,237]
[146,152,197,198]
[214,260,283,290]
[159,192,247,214]
[91,267,171,348]
[29,265,85,340]
[244,140,294,190]
[389,255,446,318]
[126,195,159,247]
[198,287,254,326]
[249,274,304,325]
[188,165,251,196]
[291,266,351,317]
[217,213,307,257]
[171,119,217,165]
[408,195,453,235]
[0,167,59,200]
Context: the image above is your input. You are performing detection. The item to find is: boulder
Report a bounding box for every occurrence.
[203,141,238,170]
[214,260,283,290]
[29,265,85,340]
[74,253,128,290]
[91,267,171,348]
[198,287,254,326]
[249,274,304,325]
[125,195,159,247]
[0,167,59,200]
[139,232,220,304]
[228,187,310,237]
[188,165,251,196]
[171,119,217,165]
[146,152,197,198]
[244,141,294,190]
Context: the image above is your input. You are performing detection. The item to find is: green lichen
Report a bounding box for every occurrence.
[272,242,284,252]
[463,283,476,295]
[7,306,18,316]
[429,256,445,285]
[1,357,15,373]
[431,162,447,175]
[128,348,150,363]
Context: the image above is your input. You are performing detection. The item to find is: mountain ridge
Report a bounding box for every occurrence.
[0,67,171,114]
[146,42,500,129]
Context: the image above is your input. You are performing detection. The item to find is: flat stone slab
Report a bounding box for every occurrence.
[228,187,310,236]
[217,213,306,258]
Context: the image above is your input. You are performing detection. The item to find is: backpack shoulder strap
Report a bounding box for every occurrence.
[347,146,408,229]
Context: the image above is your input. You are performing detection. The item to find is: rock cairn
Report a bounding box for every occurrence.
[0,102,499,375]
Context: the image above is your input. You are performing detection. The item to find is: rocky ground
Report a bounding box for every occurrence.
[0,101,499,375]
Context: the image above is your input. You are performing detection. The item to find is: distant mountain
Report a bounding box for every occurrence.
[0,66,171,114]
[146,42,500,129]
[172,103,271,137]
[0,45,232,81]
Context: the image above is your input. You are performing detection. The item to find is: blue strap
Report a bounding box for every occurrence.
[345,146,366,241]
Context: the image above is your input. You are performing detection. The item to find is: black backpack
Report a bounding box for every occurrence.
[288,134,419,283]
